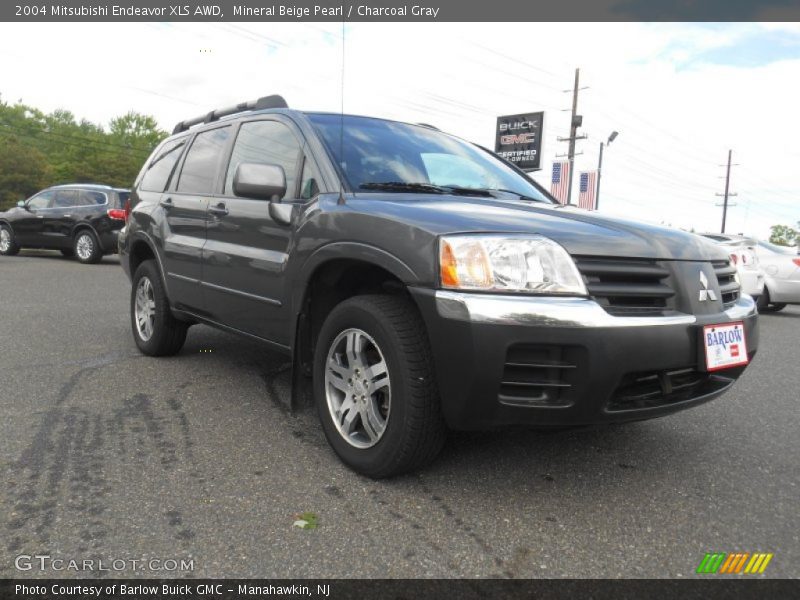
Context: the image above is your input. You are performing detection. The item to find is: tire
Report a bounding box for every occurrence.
[0,224,20,256]
[60,248,74,258]
[73,230,102,264]
[130,260,188,356]
[313,294,446,478]
[764,303,786,312]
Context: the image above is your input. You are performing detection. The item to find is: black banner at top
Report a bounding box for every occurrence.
[2,0,800,22]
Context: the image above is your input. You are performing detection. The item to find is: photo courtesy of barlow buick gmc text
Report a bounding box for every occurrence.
[0,0,798,598]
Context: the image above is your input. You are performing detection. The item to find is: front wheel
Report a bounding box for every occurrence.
[74,230,102,264]
[313,294,446,478]
[0,224,20,256]
[130,260,188,356]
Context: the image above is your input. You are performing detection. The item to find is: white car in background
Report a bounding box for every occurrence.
[754,241,800,312]
[699,233,765,302]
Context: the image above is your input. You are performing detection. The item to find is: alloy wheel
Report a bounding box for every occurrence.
[134,276,156,341]
[76,233,94,261]
[324,328,391,449]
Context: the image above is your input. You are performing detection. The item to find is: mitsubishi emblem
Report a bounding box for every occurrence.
[698,271,717,302]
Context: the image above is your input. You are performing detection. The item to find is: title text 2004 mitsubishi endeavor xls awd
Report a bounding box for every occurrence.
[119,95,758,478]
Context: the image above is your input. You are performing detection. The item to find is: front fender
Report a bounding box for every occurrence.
[289,241,420,324]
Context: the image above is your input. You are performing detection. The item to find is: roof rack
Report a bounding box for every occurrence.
[417,122,440,130]
[172,94,288,134]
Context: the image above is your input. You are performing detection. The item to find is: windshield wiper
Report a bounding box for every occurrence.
[359,182,495,197]
[359,182,540,201]
[359,182,449,194]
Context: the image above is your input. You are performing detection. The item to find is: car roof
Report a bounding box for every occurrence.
[172,107,440,139]
[46,183,117,191]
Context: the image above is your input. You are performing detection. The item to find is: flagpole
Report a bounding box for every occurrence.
[596,141,604,210]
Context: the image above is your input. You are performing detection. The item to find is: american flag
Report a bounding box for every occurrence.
[550,161,569,204]
[578,171,597,210]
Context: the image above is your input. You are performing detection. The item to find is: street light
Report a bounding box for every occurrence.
[596,130,619,210]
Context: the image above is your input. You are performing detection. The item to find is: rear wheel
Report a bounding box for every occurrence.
[0,224,20,256]
[313,294,446,478]
[130,260,188,356]
[74,230,102,264]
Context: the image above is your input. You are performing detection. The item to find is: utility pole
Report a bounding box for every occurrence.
[556,68,587,205]
[716,149,738,233]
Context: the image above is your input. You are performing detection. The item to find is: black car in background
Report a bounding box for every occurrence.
[0,184,129,263]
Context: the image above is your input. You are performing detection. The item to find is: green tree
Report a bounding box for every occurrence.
[769,224,798,247]
[0,135,52,209]
[0,94,167,202]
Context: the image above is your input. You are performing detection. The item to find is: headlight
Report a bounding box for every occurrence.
[439,235,587,295]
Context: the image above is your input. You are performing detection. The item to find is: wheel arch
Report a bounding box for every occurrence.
[289,244,423,408]
[128,233,170,294]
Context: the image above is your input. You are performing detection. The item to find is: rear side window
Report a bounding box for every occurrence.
[54,190,79,208]
[177,127,232,194]
[140,137,187,193]
[78,190,107,206]
[224,120,301,199]
[117,191,130,208]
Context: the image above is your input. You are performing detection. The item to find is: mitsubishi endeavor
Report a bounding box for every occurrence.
[119,95,758,478]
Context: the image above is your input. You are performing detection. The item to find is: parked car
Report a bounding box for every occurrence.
[0,184,130,263]
[119,95,759,477]
[753,241,800,312]
[698,233,765,302]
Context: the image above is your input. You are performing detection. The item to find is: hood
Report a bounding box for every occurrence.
[353,193,727,261]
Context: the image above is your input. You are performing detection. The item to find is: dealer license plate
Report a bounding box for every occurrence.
[702,322,749,372]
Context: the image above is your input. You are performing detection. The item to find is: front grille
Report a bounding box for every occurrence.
[608,365,743,411]
[574,257,674,316]
[713,260,740,307]
[499,344,581,407]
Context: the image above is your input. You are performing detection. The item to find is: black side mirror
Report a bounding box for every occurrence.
[232,163,287,201]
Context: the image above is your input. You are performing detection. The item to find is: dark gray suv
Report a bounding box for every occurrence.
[119,95,758,477]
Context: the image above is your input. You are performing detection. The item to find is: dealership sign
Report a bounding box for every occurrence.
[495,112,544,171]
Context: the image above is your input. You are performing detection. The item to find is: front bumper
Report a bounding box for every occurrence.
[410,289,758,430]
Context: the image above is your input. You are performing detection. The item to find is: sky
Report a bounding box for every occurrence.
[0,21,798,239]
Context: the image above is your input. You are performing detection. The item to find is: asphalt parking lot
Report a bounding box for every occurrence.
[1,251,797,579]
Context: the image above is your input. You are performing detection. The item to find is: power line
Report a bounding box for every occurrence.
[0,124,152,159]
[0,120,154,156]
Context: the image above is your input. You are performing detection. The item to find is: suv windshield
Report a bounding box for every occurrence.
[308,113,552,203]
